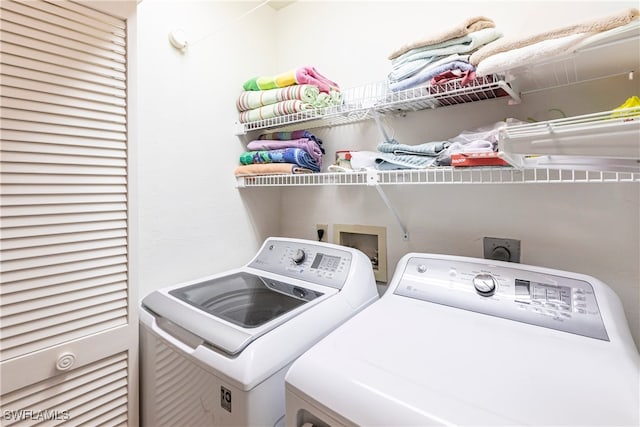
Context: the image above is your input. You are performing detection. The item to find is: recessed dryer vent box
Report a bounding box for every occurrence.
[334,224,387,282]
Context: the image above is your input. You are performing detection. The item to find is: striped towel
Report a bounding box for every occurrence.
[243,66,340,94]
[238,100,315,123]
[236,85,320,112]
[377,139,450,156]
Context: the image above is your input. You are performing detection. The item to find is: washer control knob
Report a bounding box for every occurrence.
[473,273,497,296]
[417,264,427,273]
[292,249,306,265]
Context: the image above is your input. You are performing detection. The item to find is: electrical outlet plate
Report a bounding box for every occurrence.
[483,237,521,263]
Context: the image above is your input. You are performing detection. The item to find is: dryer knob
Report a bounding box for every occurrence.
[473,273,497,296]
[292,249,306,265]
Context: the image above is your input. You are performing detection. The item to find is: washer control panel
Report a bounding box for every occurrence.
[394,256,608,340]
[248,240,352,289]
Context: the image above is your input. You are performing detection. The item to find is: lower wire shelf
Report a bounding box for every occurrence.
[236,167,640,188]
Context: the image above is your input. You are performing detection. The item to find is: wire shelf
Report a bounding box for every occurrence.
[500,106,640,173]
[234,74,520,135]
[236,167,639,188]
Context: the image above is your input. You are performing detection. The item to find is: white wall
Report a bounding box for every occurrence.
[269,1,640,346]
[136,0,282,298]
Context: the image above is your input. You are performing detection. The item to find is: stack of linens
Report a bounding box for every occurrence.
[234,130,325,176]
[387,16,502,92]
[237,67,342,123]
[470,8,639,77]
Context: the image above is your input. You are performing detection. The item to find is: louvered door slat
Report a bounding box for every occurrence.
[0,20,127,65]
[1,236,127,262]
[0,8,126,56]
[2,202,127,219]
[1,87,127,116]
[1,102,127,128]
[2,295,127,333]
[0,1,125,44]
[1,130,127,149]
[1,173,127,185]
[1,98,127,123]
[0,31,126,71]
[2,266,128,297]
[1,140,127,158]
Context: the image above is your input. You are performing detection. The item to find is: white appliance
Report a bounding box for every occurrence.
[285,253,640,426]
[139,237,378,427]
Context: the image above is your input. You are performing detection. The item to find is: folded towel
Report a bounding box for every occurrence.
[470,7,639,65]
[391,28,502,69]
[389,53,467,83]
[375,153,440,170]
[390,60,475,92]
[258,130,325,154]
[243,66,340,93]
[475,33,588,77]
[236,85,320,111]
[234,163,313,176]
[389,16,496,60]
[239,148,321,172]
[247,138,324,166]
[238,100,315,123]
[378,139,450,156]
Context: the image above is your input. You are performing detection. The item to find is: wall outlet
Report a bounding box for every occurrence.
[316,224,328,242]
[483,237,521,263]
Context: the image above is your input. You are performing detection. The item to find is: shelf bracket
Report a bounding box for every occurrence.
[370,179,409,241]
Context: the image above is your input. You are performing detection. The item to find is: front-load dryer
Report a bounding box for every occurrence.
[139,237,378,427]
[285,253,639,426]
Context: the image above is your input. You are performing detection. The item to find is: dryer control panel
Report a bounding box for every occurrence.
[394,256,608,341]
[248,239,352,289]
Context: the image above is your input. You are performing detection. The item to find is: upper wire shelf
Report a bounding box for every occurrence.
[499,106,640,173]
[234,74,520,135]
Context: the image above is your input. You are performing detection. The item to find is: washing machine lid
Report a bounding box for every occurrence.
[142,271,324,355]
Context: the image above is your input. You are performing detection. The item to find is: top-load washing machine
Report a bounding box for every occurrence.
[285,253,639,426]
[139,237,378,427]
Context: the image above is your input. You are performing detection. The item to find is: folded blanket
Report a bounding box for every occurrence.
[236,85,320,111]
[389,53,467,83]
[389,16,496,60]
[390,60,475,92]
[243,66,340,93]
[470,7,639,65]
[247,138,323,166]
[391,28,503,69]
[238,100,314,123]
[475,33,588,77]
[258,130,325,154]
[234,163,313,176]
[240,148,320,172]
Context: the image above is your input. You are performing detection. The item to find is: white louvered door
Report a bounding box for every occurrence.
[0,0,137,425]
